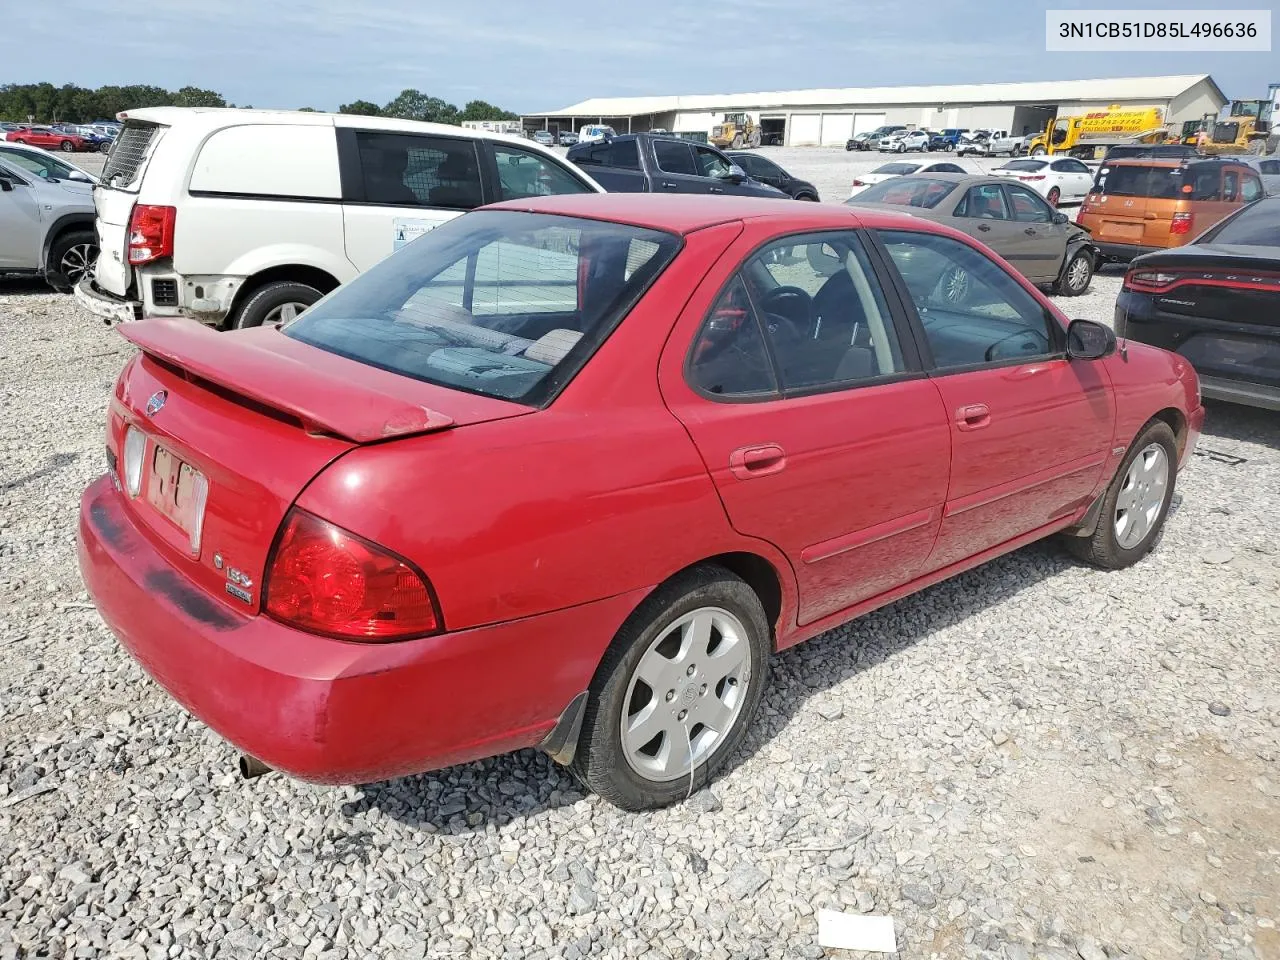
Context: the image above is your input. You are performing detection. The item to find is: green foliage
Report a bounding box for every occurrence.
[1,83,519,126]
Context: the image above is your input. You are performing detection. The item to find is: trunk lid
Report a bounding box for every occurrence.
[110,319,534,616]
[93,120,166,297]
[1084,162,1185,247]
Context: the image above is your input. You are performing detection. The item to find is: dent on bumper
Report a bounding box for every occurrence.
[77,476,645,784]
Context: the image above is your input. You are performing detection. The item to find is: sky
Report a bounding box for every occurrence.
[10,0,1277,112]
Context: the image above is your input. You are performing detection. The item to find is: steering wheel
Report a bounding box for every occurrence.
[758,286,813,343]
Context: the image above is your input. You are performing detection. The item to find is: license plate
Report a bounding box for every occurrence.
[1101,220,1144,241]
[147,445,205,541]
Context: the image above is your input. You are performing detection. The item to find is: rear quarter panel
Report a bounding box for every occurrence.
[296,219,798,636]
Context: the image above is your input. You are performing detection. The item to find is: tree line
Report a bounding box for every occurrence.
[0,83,519,125]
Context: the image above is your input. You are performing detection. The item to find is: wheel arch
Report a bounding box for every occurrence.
[1151,406,1189,460]
[40,213,96,270]
[225,264,342,325]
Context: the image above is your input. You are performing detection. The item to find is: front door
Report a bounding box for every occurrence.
[660,230,951,626]
[1002,182,1066,283]
[650,140,705,194]
[0,173,42,269]
[874,227,1114,571]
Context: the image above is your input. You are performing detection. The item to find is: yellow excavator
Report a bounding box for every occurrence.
[710,113,762,149]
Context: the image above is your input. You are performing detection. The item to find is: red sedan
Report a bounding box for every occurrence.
[78,195,1203,810]
[5,126,88,153]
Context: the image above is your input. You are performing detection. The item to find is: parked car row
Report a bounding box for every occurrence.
[4,124,103,153]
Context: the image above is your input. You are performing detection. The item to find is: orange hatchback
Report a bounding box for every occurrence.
[1079,158,1266,261]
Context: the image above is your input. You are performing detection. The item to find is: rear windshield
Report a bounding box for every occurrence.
[1203,200,1280,246]
[284,211,680,406]
[872,163,920,176]
[1093,164,1181,199]
[101,120,163,191]
[1000,159,1047,172]
[850,177,956,208]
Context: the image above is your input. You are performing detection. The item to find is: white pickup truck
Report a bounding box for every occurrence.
[987,130,1028,156]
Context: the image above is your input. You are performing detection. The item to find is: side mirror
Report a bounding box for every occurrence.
[1052,211,1069,225]
[0,178,11,192]
[723,164,746,183]
[68,170,93,183]
[1066,318,1116,360]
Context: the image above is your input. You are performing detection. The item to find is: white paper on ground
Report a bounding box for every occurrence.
[817,909,898,953]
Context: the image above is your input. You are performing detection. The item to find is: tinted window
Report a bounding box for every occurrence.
[1001,160,1048,173]
[1188,166,1224,202]
[610,139,640,169]
[1223,170,1242,203]
[285,211,679,405]
[355,133,482,208]
[728,155,758,175]
[872,163,921,175]
[928,163,966,174]
[1204,200,1280,246]
[1005,184,1052,223]
[954,184,1010,219]
[877,229,1057,369]
[0,149,71,180]
[850,177,956,208]
[688,276,777,397]
[1260,160,1280,175]
[654,140,697,176]
[1241,174,1263,204]
[1061,159,1091,173]
[492,145,591,201]
[1093,164,1180,199]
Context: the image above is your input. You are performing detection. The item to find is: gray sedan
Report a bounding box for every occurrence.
[846,174,1098,296]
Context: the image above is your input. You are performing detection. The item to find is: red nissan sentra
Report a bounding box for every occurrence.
[78,195,1203,810]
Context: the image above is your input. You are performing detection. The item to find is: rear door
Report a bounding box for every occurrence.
[1052,158,1094,200]
[1002,183,1065,282]
[339,130,483,272]
[91,120,167,296]
[661,229,951,626]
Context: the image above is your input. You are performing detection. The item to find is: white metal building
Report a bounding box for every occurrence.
[524,75,1226,146]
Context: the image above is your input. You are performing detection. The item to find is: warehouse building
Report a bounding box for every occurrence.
[523,74,1225,146]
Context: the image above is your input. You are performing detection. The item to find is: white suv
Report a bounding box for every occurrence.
[75,108,604,328]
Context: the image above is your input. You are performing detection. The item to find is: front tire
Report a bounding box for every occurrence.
[45,229,98,293]
[1031,145,1047,157]
[1055,248,1093,296]
[571,567,770,811]
[229,280,323,330]
[1064,422,1177,569]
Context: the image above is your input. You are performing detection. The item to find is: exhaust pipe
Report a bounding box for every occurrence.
[238,754,272,780]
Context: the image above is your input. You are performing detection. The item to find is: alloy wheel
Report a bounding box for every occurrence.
[263,302,309,325]
[1066,254,1091,292]
[60,243,97,286]
[1114,443,1169,549]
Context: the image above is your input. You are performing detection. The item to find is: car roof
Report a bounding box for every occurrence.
[485,193,922,235]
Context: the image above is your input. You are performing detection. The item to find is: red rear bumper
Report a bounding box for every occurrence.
[77,476,641,784]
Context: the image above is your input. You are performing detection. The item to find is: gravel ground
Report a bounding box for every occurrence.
[2,148,1279,960]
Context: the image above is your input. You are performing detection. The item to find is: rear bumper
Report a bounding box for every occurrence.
[77,475,644,784]
[1199,377,1280,411]
[75,277,140,324]
[1094,242,1160,261]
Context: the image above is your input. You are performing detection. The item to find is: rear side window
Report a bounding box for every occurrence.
[101,121,162,190]
[492,144,591,201]
[1186,166,1223,202]
[284,211,680,405]
[1094,164,1180,199]
[354,133,482,209]
[654,140,697,176]
[190,124,340,199]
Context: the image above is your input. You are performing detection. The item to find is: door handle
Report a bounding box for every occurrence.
[661,181,679,190]
[709,186,724,193]
[954,403,991,431]
[729,444,787,480]
[977,223,991,232]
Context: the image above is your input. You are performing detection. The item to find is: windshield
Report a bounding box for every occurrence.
[873,163,921,176]
[284,211,681,406]
[1093,164,1181,199]
[1204,201,1280,246]
[1000,159,1047,172]
[850,177,956,208]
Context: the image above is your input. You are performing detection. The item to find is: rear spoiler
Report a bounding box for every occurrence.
[118,319,455,443]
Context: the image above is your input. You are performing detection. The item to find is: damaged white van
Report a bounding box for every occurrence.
[76,108,603,328]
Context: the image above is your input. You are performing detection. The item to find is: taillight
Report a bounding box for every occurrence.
[1124,269,1180,292]
[122,425,146,497]
[264,509,440,641]
[128,204,176,265]
[1170,212,1194,236]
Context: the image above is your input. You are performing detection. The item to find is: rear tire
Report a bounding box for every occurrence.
[1063,422,1177,569]
[229,280,323,330]
[45,229,98,293]
[570,567,770,811]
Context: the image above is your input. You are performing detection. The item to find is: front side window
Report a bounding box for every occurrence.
[1240,174,1263,203]
[877,229,1058,370]
[492,144,591,201]
[355,133,482,209]
[284,211,680,405]
[688,233,905,396]
[955,184,1010,220]
[1188,166,1224,202]
[693,146,732,179]
[0,150,68,180]
[1005,184,1052,223]
[654,140,697,176]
